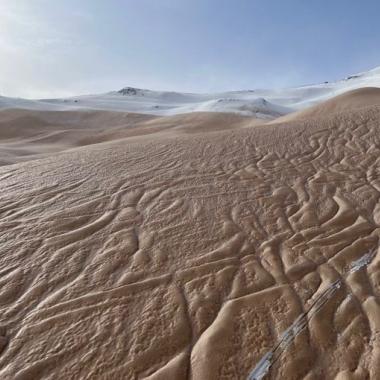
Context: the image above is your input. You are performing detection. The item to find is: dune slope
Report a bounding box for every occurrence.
[0,94,380,379]
[272,87,380,123]
[0,110,260,165]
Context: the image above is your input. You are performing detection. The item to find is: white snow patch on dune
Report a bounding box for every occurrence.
[1,66,380,119]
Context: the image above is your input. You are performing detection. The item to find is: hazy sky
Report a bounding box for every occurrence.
[2,0,380,98]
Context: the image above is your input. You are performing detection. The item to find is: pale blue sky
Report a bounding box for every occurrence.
[1,0,380,98]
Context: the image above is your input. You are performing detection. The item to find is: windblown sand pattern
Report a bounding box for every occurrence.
[1,88,380,379]
[248,248,376,380]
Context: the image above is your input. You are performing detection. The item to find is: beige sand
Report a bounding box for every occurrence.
[0,110,260,166]
[0,88,380,379]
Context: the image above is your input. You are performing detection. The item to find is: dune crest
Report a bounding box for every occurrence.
[271,87,380,123]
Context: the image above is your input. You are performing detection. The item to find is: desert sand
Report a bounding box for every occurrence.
[1,87,380,379]
[0,110,260,166]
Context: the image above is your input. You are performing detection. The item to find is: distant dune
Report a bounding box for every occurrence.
[1,65,380,117]
[3,86,380,166]
[0,110,262,165]
[1,83,380,379]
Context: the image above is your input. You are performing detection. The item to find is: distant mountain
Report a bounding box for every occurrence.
[1,66,380,119]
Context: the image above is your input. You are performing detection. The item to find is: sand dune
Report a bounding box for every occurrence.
[2,66,380,118]
[1,90,380,379]
[271,87,380,123]
[0,110,260,165]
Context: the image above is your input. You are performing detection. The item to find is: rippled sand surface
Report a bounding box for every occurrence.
[1,89,380,379]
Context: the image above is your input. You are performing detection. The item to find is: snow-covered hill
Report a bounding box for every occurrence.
[1,66,380,119]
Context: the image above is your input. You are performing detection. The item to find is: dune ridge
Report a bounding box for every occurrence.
[271,87,380,123]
